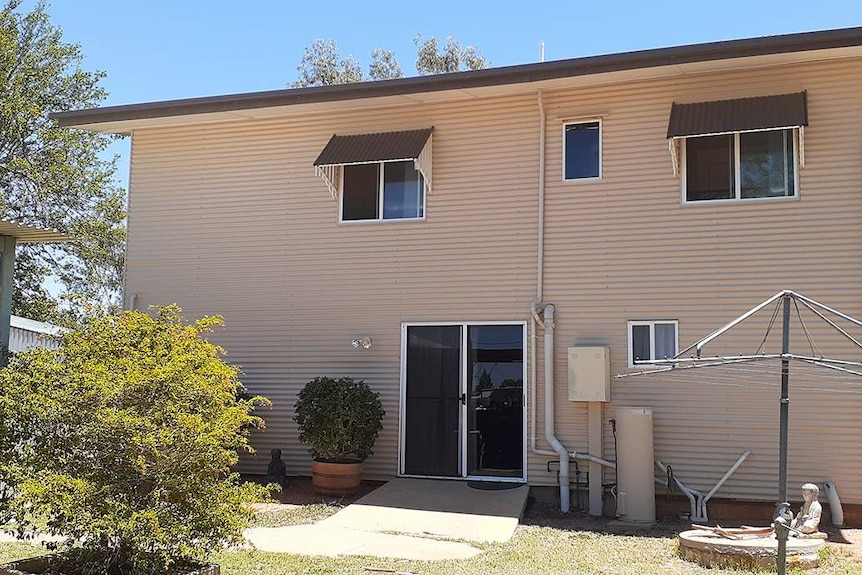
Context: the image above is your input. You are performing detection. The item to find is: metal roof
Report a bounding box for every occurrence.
[0,220,70,243]
[314,128,433,166]
[50,26,862,129]
[667,92,808,138]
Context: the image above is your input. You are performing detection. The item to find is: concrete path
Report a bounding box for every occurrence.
[323,478,528,543]
[244,478,529,560]
[247,524,482,560]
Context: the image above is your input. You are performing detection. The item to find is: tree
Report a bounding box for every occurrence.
[369,48,403,81]
[0,306,269,574]
[291,39,362,88]
[414,35,488,75]
[290,36,486,87]
[1,0,126,326]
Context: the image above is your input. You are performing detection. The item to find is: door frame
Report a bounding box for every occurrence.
[398,321,528,483]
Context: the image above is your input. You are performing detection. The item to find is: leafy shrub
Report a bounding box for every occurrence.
[294,377,384,462]
[0,306,269,574]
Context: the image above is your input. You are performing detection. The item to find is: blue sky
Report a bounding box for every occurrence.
[34,0,862,187]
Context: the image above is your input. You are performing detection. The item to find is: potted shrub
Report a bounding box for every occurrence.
[294,377,385,496]
[0,306,270,575]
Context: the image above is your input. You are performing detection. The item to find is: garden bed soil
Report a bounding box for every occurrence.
[246,474,385,505]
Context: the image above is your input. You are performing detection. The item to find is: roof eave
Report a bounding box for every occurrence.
[51,26,862,130]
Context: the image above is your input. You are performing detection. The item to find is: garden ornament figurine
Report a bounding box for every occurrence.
[267,448,287,489]
[790,483,823,536]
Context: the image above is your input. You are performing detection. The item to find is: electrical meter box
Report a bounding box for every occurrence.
[567,346,610,402]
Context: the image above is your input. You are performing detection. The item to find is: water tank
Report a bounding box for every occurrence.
[616,407,655,523]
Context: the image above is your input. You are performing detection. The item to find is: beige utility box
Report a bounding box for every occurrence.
[567,346,611,402]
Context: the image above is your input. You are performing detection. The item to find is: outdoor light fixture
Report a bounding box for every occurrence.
[351,336,372,350]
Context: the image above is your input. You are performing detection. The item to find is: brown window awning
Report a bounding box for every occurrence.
[666,92,808,139]
[313,128,433,200]
[314,128,433,166]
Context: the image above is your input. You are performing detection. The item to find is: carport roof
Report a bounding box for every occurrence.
[0,220,70,243]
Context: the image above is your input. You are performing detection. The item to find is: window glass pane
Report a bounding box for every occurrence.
[685,135,733,201]
[342,163,379,220]
[654,323,676,360]
[786,130,795,195]
[564,122,600,180]
[631,325,650,363]
[383,160,423,219]
[740,129,793,199]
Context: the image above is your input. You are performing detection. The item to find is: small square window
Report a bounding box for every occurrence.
[628,320,678,367]
[564,120,601,181]
[341,160,425,222]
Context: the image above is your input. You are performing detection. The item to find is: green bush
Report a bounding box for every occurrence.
[0,306,270,574]
[294,377,384,462]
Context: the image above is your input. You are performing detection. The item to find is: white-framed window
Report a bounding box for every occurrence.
[628,320,678,367]
[682,128,798,203]
[340,159,425,222]
[563,119,601,181]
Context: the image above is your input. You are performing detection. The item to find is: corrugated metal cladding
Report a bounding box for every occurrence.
[126,93,539,482]
[539,57,862,503]
[666,91,808,137]
[314,128,433,165]
[126,55,862,504]
[9,316,64,353]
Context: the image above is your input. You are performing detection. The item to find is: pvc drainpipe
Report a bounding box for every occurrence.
[529,91,612,510]
[656,459,704,521]
[824,481,844,526]
[528,89,547,459]
[528,89,553,461]
[700,449,750,521]
[536,89,546,302]
[543,304,570,512]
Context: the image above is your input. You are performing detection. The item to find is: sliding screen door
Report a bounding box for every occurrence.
[403,325,462,476]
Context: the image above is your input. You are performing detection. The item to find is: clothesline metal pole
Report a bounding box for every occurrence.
[777,293,791,575]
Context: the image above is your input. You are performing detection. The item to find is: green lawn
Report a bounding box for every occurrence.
[3,504,861,575]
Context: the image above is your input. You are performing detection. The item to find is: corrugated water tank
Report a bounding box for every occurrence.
[567,346,610,402]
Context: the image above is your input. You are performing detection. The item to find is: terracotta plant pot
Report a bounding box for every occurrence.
[311,459,363,496]
[0,556,219,575]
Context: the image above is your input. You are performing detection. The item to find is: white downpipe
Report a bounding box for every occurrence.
[528,88,548,460]
[534,89,571,512]
[699,449,750,521]
[529,91,608,512]
[543,304,570,512]
[536,89,545,301]
[530,308,545,455]
[824,481,844,526]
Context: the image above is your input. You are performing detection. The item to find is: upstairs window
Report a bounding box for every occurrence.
[341,160,425,221]
[684,129,797,202]
[563,120,601,181]
[313,128,433,222]
[628,320,678,367]
[667,92,807,204]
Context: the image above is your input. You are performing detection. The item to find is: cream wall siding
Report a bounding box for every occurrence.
[126,93,541,479]
[126,56,862,503]
[535,57,862,502]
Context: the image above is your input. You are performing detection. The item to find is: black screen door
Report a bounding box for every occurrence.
[403,325,461,476]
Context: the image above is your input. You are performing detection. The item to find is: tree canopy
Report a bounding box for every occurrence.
[1,0,125,326]
[0,306,269,574]
[291,35,487,88]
